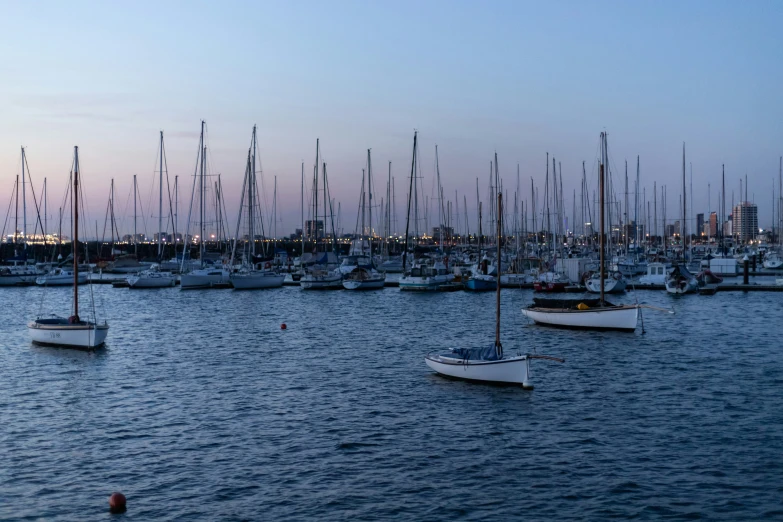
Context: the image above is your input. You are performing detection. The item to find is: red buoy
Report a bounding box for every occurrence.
[109,492,127,513]
[280,323,287,330]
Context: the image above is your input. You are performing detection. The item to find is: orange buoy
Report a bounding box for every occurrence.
[281,323,287,330]
[109,492,126,513]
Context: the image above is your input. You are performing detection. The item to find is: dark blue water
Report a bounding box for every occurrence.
[1,285,782,520]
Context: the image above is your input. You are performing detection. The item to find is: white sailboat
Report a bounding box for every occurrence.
[126,132,176,288]
[28,146,109,348]
[398,133,454,291]
[522,132,640,332]
[301,139,344,290]
[585,271,627,294]
[344,149,385,290]
[229,126,285,290]
[180,121,230,289]
[426,185,563,387]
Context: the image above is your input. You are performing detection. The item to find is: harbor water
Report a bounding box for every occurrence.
[1,285,782,520]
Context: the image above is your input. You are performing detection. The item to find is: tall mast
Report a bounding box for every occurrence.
[44,177,47,247]
[21,147,27,247]
[73,146,80,320]
[599,133,606,306]
[314,139,319,253]
[682,143,686,260]
[300,162,305,258]
[14,175,18,245]
[402,131,417,272]
[198,121,205,266]
[158,131,164,258]
[495,191,503,356]
[250,125,257,257]
[133,174,138,257]
[436,145,442,252]
[273,176,278,255]
[367,149,373,259]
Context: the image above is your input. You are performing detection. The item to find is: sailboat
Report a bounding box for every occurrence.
[300,139,343,290]
[398,133,454,291]
[28,146,109,348]
[128,131,177,288]
[343,149,386,290]
[426,190,563,387]
[180,121,230,289]
[665,144,698,295]
[522,132,640,332]
[464,200,497,291]
[229,126,285,290]
[585,270,627,294]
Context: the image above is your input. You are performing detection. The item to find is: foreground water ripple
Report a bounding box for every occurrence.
[0,285,782,520]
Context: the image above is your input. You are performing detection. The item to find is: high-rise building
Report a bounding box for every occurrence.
[305,220,324,238]
[732,202,758,242]
[696,213,704,237]
[709,212,718,237]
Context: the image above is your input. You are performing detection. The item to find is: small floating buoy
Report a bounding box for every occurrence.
[109,492,127,513]
[280,323,287,330]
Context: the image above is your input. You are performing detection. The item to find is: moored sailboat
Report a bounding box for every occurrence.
[28,146,109,348]
[522,132,640,331]
[426,187,563,387]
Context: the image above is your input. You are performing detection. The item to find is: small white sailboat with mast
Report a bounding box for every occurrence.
[300,139,343,290]
[522,132,640,332]
[28,146,109,348]
[180,121,230,289]
[229,126,285,290]
[128,131,176,288]
[344,149,386,290]
[426,187,563,388]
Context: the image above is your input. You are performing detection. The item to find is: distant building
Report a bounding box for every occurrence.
[723,215,733,237]
[305,220,324,238]
[732,202,758,242]
[709,212,717,237]
[696,213,704,237]
[432,225,454,242]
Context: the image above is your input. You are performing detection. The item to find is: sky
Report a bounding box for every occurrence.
[1,0,781,239]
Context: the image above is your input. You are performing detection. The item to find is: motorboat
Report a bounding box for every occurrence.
[230,268,285,289]
[300,268,343,289]
[180,266,230,289]
[399,258,454,291]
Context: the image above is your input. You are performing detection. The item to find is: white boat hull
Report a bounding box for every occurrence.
[521,305,638,331]
[36,273,89,286]
[300,272,343,289]
[230,272,285,289]
[342,277,386,290]
[585,277,627,294]
[28,320,109,348]
[665,279,699,294]
[398,274,453,291]
[0,273,37,286]
[180,269,229,289]
[763,259,783,269]
[425,353,532,388]
[127,273,176,288]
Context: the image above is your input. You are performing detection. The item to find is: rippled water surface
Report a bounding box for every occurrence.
[1,284,782,520]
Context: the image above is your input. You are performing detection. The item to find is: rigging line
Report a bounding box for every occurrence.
[21,152,47,242]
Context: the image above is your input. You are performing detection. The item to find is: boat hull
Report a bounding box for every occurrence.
[36,273,89,286]
[424,354,532,388]
[230,273,285,289]
[180,270,229,289]
[28,320,109,348]
[665,280,698,294]
[127,273,176,288]
[342,278,386,290]
[0,273,37,286]
[464,277,496,291]
[300,273,343,289]
[585,277,627,294]
[398,274,453,291]
[521,306,638,331]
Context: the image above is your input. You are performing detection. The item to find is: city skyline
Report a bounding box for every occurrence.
[1,1,782,238]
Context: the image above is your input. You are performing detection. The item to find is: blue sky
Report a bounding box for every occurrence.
[1,0,781,237]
